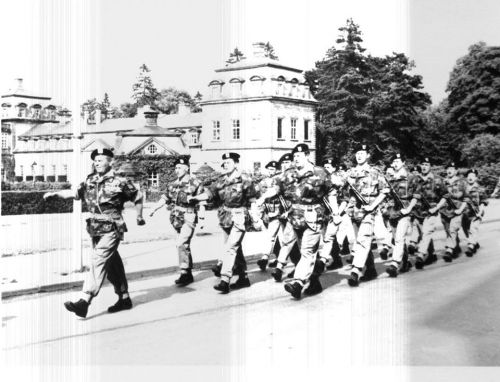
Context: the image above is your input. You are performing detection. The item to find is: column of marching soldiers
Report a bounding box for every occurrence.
[44,144,489,318]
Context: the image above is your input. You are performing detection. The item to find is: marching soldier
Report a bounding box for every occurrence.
[346,144,390,287]
[149,156,204,286]
[188,152,257,294]
[463,169,488,256]
[384,153,421,277]
[258,143,335,299]
[256,160,283,271]
[440,162,468,262]
[407,165,423,254]
[44,148,145,318]
[318,159,348,270]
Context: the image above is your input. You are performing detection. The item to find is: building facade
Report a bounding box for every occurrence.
[4,43,317,185]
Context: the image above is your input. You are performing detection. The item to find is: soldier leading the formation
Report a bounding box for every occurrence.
[44,148,145,318]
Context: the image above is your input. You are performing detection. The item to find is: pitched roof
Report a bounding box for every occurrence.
[19,122,73,137]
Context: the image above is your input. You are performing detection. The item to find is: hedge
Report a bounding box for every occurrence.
[1,191,89,215]
[1,181,71,191]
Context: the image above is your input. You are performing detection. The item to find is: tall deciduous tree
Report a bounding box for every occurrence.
[155,87,199,114]
[446,42,500,137]
[132,64,160,107]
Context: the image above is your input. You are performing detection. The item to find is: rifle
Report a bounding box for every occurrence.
[323,196,334,214]
[467,200,480,217]
[347,181,368,206]
[445,195,458,210]
[383,175,407,210]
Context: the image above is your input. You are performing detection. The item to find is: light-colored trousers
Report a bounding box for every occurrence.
[374,210,393,248]
[416,214,441,260]
[466,217,481,248]
[175,211,197,270]
[284,225,322,285]
[441,213,465,251]
[351,212,376,271]
[83,231,128,298]
[220,210,247,281]
[388,216,412,268]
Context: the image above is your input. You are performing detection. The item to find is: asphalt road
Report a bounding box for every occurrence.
[2,216,500,380]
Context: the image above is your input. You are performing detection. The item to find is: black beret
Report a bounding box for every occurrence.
[323,159,334,166]
[337,164,347,172]
[391,153,404,162]
[174,157,189,166]
[446,161,457,169]
[354,143,368,153]
[279,153,292,163]
[411,165,422,173]
[222,152,240,162]
[467,168,478,176]
[422,157,431,164]
[292,143,310,155]
[90,148,114,160]
[265,161,279,170]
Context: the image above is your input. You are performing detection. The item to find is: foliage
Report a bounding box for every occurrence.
[460,134,500,166]
[263,42,278,60]
[155,87,200,114]
[306,19,431,164]
[1,181,71,191]
[446,42,500,137]
[132,64,160,107]
[118,102,138,118]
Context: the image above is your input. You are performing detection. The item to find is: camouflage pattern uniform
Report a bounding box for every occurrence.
[76,169,140,299]
[272,164,334,287]
[385,167,421,272]
[206,170,257,281]
[464,180,488,252]
[440,174,468,259]
[414,171,447,263]
[160,174,203,272]
[346,163,390,278]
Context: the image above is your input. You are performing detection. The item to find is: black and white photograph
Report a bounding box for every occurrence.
[1,0,500,381]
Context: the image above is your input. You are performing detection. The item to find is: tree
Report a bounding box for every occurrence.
[306,19,431,164]
[193,91,203,112]
[461,134,500,166]
[80,98,99,119]
[446,42,500,137]
[155,87,199,114]
[263,42,278,60]
[100,92,111,116]
[132,64,160,107]
[119,102,138,118]
[226,47,246,64]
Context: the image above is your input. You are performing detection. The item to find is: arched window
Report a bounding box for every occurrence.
[249,75,265,95]
[289,78,299,97]
[229,78,245,98]
[209,80,224,99]
[17,103,27,118]
[31,104,42,119]
[275,76,286,95]
[1,103,11,118]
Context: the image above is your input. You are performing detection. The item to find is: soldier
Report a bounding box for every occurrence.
[440,162,468,262]
[384,153,421,277]
[318,159,348,270]
[407,165,423,254]
[258,143,335,299]
[256,160,283,271]
[43,148,145,318]
[414,158,447,269]
[149,157,204,286]
[463,169,488,256]
[188,152,257,294]
[346,144,390,287]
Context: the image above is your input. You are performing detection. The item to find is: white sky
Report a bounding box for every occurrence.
[1,0,499,108]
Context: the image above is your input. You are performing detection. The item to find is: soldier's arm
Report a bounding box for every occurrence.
[150,194,167,216]
[133,190,145,225]
[44,183,82,200]
[401,175,420,214]
[362,172,388,212]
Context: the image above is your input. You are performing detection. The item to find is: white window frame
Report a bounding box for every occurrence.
[212,120,221,141]
[1,132,8,149]
[290,118,297,141]
[148,171,159,188]
[231,119,241,140]
[190,131,199,145]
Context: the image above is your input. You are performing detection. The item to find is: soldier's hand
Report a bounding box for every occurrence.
[428,207,437,215]
[362,204,374,212]
[332,214,342,225]
[454,209,461,215]
[137,217,146,226]
[149,210,155,217]
[400,207,411,215]
[186,196,194,204]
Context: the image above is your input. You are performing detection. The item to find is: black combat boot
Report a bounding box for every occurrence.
[272,268,283,282]
[326,255,343,270]
[379,247,389,260]
[211,262,222,277]
[268,259,278,268]
[108,297,133,313]
[230,274,251,290]
[465,246,474,257]
[284,281,303,299]
[386,264,399,278]
[415,256,425,270]
[175,271,194,286]
[442,250,453,263]
[64,299,89,318]
[213,280,230,294]
[303,276,323,296]
[348,272,360,287]
[257,258,268,271]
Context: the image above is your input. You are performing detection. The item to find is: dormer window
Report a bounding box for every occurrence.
[1,103,11,118]
[229,78,245,98]
[209,80,224,99]
[45,105,56,120]
[31,104,42,119]
[289,78,299,97]
[275,76,285,95]
[249,75,265,95]
[17,103,27,118]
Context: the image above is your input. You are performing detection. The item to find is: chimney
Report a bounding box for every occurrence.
[95,108,102,128]
[143,105,159,126]
[83,106,89,124]
[177,101,190,115]
[252,42,267,58]
[15,78,24,92]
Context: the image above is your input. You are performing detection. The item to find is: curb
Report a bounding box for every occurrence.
[1,254,262,300]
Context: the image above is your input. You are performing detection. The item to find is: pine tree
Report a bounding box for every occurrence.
[132,64,160,107]
[101,92,111,115]
[226,48,246,64]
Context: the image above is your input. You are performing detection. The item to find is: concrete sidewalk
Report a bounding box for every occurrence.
[2,199,499,299]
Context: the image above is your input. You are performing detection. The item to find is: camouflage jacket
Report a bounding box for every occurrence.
[345,164,389,205]
[76,169,139,233]
[441,175,467,217]
[161,174,203,208]
[206,170,257,208]
[385,167,421,208]
[465,182,488,207]
[257,173,286,218]
[418,172,447,205]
